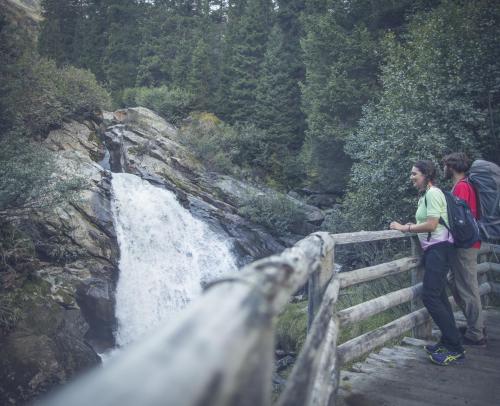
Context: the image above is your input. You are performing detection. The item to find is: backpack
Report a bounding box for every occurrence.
[468,159,500,242]
[425,190,480,248]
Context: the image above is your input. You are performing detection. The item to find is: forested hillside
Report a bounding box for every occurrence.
[2,0,500,231]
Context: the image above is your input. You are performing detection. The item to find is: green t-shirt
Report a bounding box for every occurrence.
[415,186,453,250]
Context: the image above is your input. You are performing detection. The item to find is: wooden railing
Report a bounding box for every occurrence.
[40,231,500,406]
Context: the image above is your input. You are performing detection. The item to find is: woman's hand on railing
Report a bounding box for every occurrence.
[389,221,413,232]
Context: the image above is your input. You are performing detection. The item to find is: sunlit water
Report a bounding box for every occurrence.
[110,173,237,347]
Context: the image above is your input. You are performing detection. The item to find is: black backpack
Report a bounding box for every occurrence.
[468,160,500,242]
[425,190,480,248]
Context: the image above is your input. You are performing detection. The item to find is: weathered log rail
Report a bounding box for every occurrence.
[39,231,500,406]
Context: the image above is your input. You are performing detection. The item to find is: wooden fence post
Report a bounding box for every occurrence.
[308,268,321,331]
[477,250,490,308]
[308,242,335,331]
[410,236,432,339]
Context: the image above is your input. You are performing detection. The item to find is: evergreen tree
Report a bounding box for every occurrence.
[76,0,109,82]
[188,35,212,110]
[300,0,437,194]
[38,0,81,66]
[103,0,143,94]
[253,1,307,187]
[255,0,305,148]
[224,0,273,124]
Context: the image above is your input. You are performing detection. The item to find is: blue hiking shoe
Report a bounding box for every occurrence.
[424,343,446,354]
[429,350,465,366]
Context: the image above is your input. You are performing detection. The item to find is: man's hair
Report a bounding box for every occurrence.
[414,160,437,183]
[442,152,472,173]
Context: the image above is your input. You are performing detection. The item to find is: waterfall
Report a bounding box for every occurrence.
[110,173,237,347]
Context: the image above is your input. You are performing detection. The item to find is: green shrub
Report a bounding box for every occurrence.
[120,86,195,125]
[0,294,21,334]
[180,117,274,179]
[11,57,111,138]
[58,65,112,117]
[0,136,86,213]
[238,191,306,235]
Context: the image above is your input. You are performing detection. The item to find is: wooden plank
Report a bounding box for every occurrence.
[331,230,409,245]
[338,283,422,327]
[410,236,431,339]
[490,282,500,295]
[337,309,500,406]
[277,277,340,406]
[478,243,500,256]
[481,262,500,275]
[309,317,340,406]
[401,336,435,347]
[338,281,492,365]
[337,307,430,365]
[338,257,418,288]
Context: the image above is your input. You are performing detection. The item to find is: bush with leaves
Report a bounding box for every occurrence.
[180,115,273,179]
[0,135,86,214]
[8,57,111,139]
[120,86,195,125]
[238,191,306,235]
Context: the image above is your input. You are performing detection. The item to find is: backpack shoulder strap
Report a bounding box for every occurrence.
[425,188,450,241]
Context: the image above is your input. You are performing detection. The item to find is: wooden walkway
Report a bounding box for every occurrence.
[337,308,500,406]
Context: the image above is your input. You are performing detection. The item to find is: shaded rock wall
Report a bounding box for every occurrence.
[0,119,119,405]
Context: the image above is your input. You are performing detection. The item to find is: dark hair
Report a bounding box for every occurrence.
[414,160,437,183]
[442,152,471,173]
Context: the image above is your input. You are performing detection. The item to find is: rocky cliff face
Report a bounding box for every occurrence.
[0,107,324,404]
[0,118,118,404]
[102,107,323,264]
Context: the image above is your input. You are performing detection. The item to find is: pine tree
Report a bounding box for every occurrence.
[255,0,306,148]
[188,36,212,110]
[223,0,273,124]
[38,0,81,66]
[76,0,109,82]
[103,0,143,93]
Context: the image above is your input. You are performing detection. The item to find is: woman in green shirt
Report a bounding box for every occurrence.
[390,160,464,365]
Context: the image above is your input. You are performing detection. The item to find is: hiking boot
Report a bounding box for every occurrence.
[458,326,487,343]
[429,350,465,366]
[424,343,447,354]
[462,336,487,347]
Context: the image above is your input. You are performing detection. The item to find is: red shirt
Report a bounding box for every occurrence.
[453,179,481,249]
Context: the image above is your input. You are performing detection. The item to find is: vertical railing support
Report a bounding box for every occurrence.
[307,241,335,331]
[478,249,490,308]
[410,236,432,339]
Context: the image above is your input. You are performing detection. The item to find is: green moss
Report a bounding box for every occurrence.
[87,131,103,146]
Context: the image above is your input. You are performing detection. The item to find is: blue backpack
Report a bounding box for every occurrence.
[425,189,480,248]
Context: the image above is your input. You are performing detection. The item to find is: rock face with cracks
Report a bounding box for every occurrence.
[0,118,118,405]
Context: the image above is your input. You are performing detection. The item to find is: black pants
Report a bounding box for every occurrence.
[422,242,464,353]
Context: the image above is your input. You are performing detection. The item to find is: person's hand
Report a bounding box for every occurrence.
[389,221,403,231]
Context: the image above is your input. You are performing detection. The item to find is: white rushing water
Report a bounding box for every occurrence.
[111,173,237,347]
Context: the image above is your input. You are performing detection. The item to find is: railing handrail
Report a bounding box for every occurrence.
[38,231,500,406]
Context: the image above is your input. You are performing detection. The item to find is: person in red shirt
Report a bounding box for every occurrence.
[443,152,486,345]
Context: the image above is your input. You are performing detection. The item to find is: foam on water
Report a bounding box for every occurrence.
[111,173,237,347]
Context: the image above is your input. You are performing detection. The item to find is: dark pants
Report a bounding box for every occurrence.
[422,242,464,353]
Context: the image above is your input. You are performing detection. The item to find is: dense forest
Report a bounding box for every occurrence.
[1,0,499,232]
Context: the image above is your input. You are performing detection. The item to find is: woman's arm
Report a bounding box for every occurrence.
[389,217,439,233]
